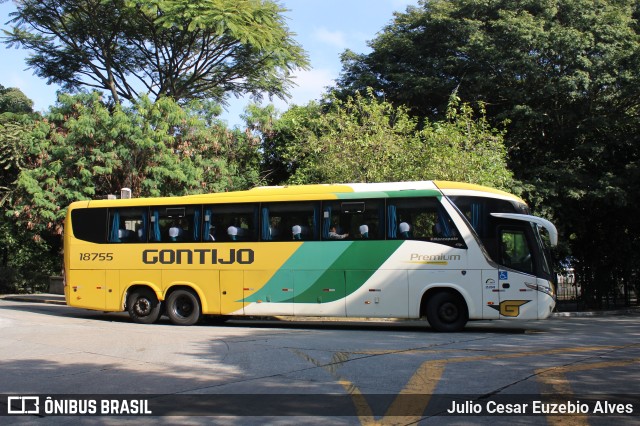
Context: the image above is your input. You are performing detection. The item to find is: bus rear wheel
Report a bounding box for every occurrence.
[127,288,161,324]
[426,291,468,332]
[166,289,202,326]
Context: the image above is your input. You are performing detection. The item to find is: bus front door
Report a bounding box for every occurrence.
[493,227,539,319]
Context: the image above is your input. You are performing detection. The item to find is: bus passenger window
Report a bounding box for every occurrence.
[149,206,202,242]
[387,198,465,248]
[261,202,319,241]
[108,208,148,243]
[322,200,383,240]
[205,203,258,242]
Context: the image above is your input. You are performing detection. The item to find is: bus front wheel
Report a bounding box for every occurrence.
[166,289,202,326]
[127,288,161,324]
[426,291,468,332]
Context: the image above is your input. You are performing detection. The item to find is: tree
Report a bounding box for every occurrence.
[0,84,34,114]
[4,0,309,105]
[1,89,261,293]
[0,85,36,194]
[253,90,513,188]
[9,92,261,241]
[335,0,640,307]
[0,85,54,293]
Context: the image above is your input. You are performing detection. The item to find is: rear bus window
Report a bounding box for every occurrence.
[71,208,108,243]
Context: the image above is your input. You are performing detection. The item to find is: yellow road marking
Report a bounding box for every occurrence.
[292,345,638,425]
[536,357,640,426]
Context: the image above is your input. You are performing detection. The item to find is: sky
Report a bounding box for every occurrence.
[0,0,419,128]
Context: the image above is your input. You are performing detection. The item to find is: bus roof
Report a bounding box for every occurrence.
[434,180,526,205]
[69,181,524,208]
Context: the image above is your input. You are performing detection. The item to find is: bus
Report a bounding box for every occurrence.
[63,181,557,332]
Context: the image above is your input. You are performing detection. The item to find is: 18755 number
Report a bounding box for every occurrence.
[79,253,114,261]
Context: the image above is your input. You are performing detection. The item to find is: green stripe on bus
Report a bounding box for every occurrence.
[293,241,404,303]
[243,242,351,303]
[243,241,404,304]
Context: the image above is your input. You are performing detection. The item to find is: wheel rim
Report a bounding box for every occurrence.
[438,301,459,324]
[173,295,194,319]
[134,298,151,316]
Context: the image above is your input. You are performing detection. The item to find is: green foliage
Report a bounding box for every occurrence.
[1,89,261,292]
[0,220,58,293]
[336,0,640,307]
[0,86,55,293]
[0,85,34,115]
[4,0,309,104]
[0,84,38,211]
[9,93,260,240]
[256,89,513,188]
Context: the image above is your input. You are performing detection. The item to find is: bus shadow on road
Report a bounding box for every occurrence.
[0,301,537,334]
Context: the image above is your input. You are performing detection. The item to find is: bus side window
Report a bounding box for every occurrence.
[387,198,465,248]
[108,208,147,243]
[261,202,320,241]
[206,203,258,242]
[149,206,202,242]
[322,200,383,240]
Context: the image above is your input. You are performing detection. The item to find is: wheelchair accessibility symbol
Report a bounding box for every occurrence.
[499,271,508,280]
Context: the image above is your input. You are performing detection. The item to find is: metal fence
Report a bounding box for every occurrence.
[556,269,579,301]
[555,269,639,311]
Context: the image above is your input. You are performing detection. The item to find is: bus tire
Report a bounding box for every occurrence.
[127,288,161,324]
[166,289,202,326]
[426,291,468,332]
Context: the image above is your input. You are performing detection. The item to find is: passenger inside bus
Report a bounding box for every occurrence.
[329,225,349,240]
[292,225,302,240]
[399,222,411,238]
[359,224,369,239]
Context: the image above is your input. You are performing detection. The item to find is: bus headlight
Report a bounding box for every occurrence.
[525,282,555,298]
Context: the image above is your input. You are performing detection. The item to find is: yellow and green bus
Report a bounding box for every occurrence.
[63,181,557,332]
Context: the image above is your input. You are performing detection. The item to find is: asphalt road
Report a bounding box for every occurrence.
[0,298,639,425]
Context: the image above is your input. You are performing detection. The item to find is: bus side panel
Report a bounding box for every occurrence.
[345,270,409,318]
[105,270,121,311]
[293,270,346,317]
[220,270,245,315]
[162,270,220,315]
[243,269,294,316]
[67,269,106,310]
[482,270,501,319]
[497,270,538,320]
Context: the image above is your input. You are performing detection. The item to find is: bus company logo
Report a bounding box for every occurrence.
[7,396,40,414]
[142,248,255,265]
[489,300,530,317]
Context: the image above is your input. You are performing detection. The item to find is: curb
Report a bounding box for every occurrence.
[552,307,640,318]
[0,294,67,306]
